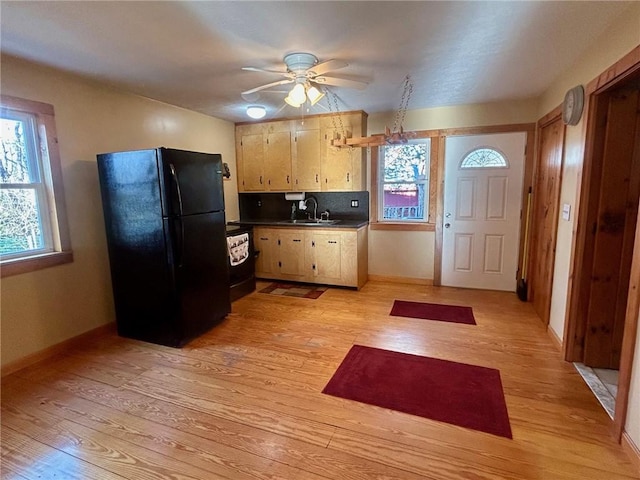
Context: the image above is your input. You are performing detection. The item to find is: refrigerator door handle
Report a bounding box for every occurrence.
[170,163,185,267]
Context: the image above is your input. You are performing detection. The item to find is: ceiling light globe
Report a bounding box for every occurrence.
[284,96,302,108]
[246,105,266,119]
[290,83,307,104]
[307,85,324,105]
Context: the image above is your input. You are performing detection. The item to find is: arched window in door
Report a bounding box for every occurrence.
[460,147,508,169]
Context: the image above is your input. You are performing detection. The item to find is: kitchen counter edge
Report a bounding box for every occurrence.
[227,219,369,229]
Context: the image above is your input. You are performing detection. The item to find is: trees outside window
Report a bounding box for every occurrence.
[379,141,430,222]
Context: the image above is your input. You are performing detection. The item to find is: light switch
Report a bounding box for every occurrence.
[562,203,571,221]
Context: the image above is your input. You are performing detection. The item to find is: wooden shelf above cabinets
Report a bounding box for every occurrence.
[235,111,367,193]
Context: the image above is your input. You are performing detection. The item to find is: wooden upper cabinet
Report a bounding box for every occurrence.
[236,111,366,193]
[293,117,321,191]
[320,112,366,191]
[240,133,265,191]
[266,131,292,191]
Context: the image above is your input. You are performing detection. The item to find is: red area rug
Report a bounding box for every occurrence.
[259,282,327,299]
[322,345,512,438]
[390,300,476,325]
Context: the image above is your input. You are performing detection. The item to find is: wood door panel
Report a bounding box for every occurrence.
[266,131,292,191]
[294,129,321,191]
[528,118,564,325]
[241,134,265,191]
[584,88,640,368]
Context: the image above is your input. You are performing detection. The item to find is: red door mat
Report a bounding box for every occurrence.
[322,345,512,438]
[259,282,327,299]
[390,300,476,325]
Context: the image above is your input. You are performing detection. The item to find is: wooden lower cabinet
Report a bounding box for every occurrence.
[253,226,368,289]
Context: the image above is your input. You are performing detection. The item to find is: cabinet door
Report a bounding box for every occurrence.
[254,228,277,277]
[266,131,292,191]
[321,126,353,191]
[241,134,265,191]
[310,233,342,281]
[294,129,321,191]
[278,231,305,277]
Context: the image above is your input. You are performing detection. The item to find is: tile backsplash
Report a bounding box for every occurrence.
[239,191,369,221]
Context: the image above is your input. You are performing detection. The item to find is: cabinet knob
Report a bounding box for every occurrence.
[259,175,263,184]
[287,175,290,184]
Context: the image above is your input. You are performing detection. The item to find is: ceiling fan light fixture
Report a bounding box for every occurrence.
[289,83,307,105]
[246,105,267,119]
[284,95,302,108]
[307,85,324,105]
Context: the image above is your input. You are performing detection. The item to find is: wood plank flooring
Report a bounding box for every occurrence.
[2,280,639,479]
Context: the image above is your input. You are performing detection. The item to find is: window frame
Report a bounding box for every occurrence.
[370,133,440,231]
[0,95,73,277]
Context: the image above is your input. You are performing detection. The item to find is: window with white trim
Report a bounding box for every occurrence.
[0,95,72,276]
[378,140,430,222]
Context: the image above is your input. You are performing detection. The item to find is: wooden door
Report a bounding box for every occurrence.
[321,122,353,191]
[309,233,342,281]
[278,231,305,277]
[442,133,526,291]
[294,129,321,191]
[241,134,265,191]
[254,228,277,277]
[266,131,292,191]
[528,118,564,325]
[583,87,640,368]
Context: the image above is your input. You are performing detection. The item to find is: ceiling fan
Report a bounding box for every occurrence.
[241,52,367,107]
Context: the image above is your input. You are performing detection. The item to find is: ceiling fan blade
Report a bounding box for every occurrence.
[242,66,288,75]
[242,79,294,95]
[313,76,368,90]
[309,59,348,76]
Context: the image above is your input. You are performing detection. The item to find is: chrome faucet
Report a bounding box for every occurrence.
[302,197,318,221]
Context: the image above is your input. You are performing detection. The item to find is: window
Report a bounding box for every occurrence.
[378,140,431,223]
[460,147,508,169]
[0,95,72,276]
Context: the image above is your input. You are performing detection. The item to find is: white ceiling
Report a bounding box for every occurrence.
[1,1,635,123]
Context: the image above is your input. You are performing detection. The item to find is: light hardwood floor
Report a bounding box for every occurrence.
[2,280,639,479]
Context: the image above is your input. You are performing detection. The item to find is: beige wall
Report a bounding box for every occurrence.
[535,3,639,447]
[367,99,539,280]
[0,55,238,367]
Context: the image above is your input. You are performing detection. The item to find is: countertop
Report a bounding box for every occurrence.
[227,219,369,229]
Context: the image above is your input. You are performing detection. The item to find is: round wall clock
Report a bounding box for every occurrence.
[562,85,585,126]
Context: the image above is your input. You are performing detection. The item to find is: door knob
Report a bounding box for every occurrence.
[444,223,451,228]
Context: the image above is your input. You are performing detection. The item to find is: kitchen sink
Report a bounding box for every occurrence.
[277,219,341,226]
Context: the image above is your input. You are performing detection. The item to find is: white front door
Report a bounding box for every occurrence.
[442,133,526,291]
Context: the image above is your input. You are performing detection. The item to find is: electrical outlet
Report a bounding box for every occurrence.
[257,200,262,207]
[351,200,359,208]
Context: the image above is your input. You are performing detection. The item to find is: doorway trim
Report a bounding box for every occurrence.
[433,124,536,286]
[562,45,640,441]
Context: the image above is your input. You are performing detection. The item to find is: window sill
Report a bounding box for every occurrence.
[1,251,74,278]
[369,222,435,232]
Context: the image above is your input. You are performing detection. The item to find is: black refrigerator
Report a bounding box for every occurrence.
[97,148,231,347]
